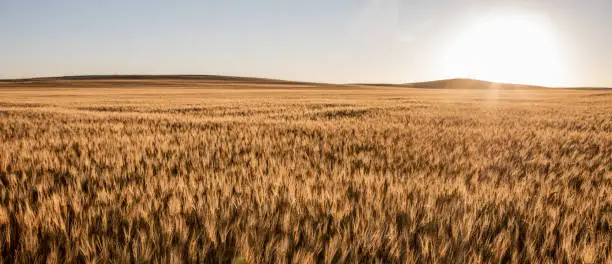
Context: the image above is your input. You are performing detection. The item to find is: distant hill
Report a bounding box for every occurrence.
[353,78,551,89]
[0,75,319,87]
[0,74,293,82]
[1,75,607,89]
[399,78,545,89]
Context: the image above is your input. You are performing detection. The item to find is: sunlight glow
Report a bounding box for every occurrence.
[439,12,567,86]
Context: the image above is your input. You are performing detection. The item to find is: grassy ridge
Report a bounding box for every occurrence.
[0,82,610,263]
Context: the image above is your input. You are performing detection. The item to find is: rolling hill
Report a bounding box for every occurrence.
[0,75,607,89]
[399,78,546,89]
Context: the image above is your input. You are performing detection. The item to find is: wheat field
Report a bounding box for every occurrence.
[0,78,610,263]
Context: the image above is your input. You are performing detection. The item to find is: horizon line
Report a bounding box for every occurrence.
[0,74,610,90]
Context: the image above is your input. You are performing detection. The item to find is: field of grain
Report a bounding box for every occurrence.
[0,78,610,263]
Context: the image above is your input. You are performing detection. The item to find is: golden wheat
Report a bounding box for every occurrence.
[0,80,610,263]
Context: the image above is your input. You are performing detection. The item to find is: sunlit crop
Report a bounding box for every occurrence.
[0,79,610,263]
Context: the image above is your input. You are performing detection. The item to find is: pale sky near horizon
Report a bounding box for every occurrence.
[1,0,611,87]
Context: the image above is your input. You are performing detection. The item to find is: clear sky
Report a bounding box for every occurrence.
[1,0,611,86]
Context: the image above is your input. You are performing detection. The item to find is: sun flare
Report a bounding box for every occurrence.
[439,12,566,86]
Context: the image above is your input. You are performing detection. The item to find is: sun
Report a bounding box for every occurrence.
[438,12,567,86]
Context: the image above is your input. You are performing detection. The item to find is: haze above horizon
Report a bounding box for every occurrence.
[1,0,611,87]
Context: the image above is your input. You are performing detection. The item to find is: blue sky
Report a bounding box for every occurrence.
[1,0,611,86]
